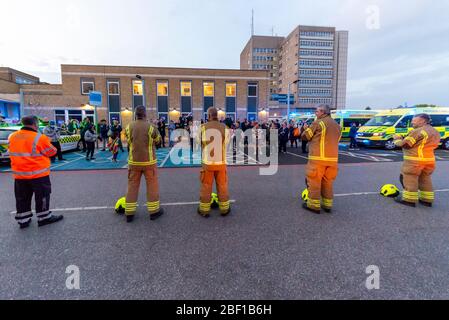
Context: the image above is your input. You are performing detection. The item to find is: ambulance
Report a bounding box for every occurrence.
[0,126,81,161]
[356,107,449,150]
[331,110,378,140]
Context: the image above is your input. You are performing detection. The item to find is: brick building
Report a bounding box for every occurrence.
[1,64,270,127]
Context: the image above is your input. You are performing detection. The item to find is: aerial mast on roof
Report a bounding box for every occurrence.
[251,9,254,36]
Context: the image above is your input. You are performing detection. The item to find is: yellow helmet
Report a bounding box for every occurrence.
[380,184,400,198]
[211,193,219,209]
[115,197,126,214]
[301,189,309,202]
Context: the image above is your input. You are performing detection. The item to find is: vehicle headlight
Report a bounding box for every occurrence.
[373,132,385,137]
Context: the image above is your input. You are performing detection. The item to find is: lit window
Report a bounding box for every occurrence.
[226,83,236,97]
[133,80,143,96]
[81,80,95,95]
[203,82,214,97]
[108,81,120,95]
[180,81,191,96]
[157,81,168,96]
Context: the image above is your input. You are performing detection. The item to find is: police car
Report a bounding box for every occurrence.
[0,126,81,161]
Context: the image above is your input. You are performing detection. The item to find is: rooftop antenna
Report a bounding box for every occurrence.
[251,9,254,36]
[271,26,274,36]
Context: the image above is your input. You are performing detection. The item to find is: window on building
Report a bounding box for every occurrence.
[248,83,258,97]
[180,81,192,96]
[108,81,120,95]
[81,80,95,95]
[157,81,168,96]
[226,83,236,97]
[203,82,214,97]
[133,80,143,95]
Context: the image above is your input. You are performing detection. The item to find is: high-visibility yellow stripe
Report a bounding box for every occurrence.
[418,130,428,159]
[404,136,416,145]
[322,198,333,207]
[403,156,435,162]
[319,122,326,158]
[305,128,313,139]
[148,126,154,163]
[308,156,338,162]
[128,160,158,166]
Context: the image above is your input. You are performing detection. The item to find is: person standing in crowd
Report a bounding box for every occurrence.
[8,116,63,228]
[348,122,359,150]
[99,119,110,151]
[0,114,7,127]
[278,122,289,154]
[79,118,91,153]
[300,121,309,154]
[301,105,341,214]
[43,120,66,162]
[289,123,298,148]
[158,119,167,148]
[393,113,440,207]
[108,132,120,163]
[84,125,98,161]
[124,106,163,223]
[67,119,78,135]
[198,107,231,217]
[111,119,124,152]
[168,120,176,147]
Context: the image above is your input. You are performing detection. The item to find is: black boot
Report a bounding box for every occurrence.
[197,208,210,218]
[19,221,31,229]
[419,200,432,208]
[126,215,134,223]
[150,208,164,221]
[38,215,64,227]
[323,207,332,213]
[220,208,231,217]
[394,197,416,208]
[302,203,321,215]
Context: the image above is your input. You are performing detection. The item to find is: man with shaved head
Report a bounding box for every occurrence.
[393,113,440,207]
[301,104,341,214]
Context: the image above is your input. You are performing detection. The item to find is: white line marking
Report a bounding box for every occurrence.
[160,148,174,167]
[286,152,309,160]
[8,200,237,214]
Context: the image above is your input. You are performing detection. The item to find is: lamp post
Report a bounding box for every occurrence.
[287,79,299,122]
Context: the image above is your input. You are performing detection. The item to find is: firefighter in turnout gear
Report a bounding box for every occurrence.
[9,116,64,228]
[198,107,231,217]
[301,105,341,214]
[124,106,163,223]
[393,113,440,207]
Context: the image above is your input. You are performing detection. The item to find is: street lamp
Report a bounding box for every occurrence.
[287,79,299,122]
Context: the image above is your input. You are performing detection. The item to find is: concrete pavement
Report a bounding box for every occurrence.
[0,162,449,299]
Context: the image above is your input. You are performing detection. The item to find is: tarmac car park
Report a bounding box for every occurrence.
[0,126,81,161]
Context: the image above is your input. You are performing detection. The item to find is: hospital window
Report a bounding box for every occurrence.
[203,82,214,97]
[157,81,168,96]
[180,81,192,96]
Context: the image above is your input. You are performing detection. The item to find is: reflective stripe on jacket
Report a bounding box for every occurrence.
[301,114,341,165]
[394,125,440,164]
[8,128,57,180]
[126,120,161,167]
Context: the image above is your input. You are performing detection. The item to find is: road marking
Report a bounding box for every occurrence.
[334,189,449,198]
[8,200,237,214]
[286,152,309,160]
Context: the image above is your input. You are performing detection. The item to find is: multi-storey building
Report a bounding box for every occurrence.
[241,25,348,116]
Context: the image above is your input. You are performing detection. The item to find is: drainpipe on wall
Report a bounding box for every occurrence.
[19,88,24,118]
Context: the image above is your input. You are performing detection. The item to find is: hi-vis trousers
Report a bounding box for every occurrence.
[125,165,160,216]
[400,162,435,204]
[305,162,338,211]
[199,168,230,214]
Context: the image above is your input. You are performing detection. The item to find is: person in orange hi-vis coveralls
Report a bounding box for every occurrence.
[301,105,341,214]
[8,116,64,228]
[198,107,231,217]
[124,106,163,223]
[393,113,440,207]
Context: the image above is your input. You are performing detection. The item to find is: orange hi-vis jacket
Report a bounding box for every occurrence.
[301,114,341,166]
[8,127,57,180]
[394,124,440,164]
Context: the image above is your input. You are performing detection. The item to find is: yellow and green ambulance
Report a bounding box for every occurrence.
[356,107,449,150]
